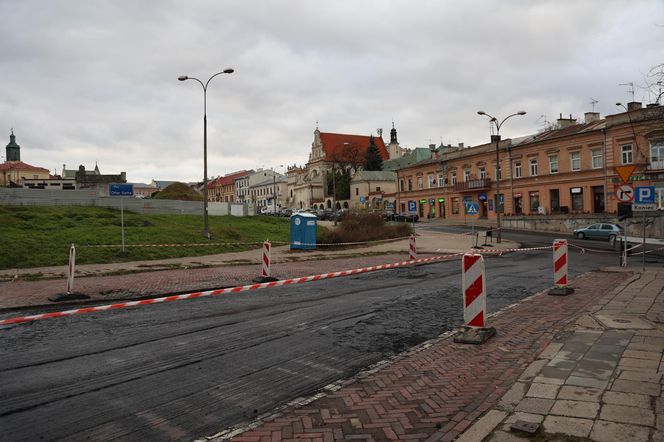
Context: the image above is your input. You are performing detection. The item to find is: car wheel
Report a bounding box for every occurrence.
[608,234,616,243]
[576,232,585,239]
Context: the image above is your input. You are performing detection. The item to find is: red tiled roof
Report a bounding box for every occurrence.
[319,133,388,162]
[209,170,249,188]
[0,161,50,173]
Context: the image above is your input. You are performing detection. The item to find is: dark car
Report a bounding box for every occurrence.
[573,223,622,242]
[395,212,419,222]
[279,208,293,217]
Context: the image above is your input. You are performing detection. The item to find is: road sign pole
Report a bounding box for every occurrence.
[643,212,646,271]
[121,196,125,253]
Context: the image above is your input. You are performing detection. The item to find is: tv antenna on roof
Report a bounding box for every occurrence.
[590,98,598,112]
[619,82,635,101]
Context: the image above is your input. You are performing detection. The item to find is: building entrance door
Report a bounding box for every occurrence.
[592,186,605,213]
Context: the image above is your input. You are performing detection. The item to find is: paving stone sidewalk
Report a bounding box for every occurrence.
[461,267,664,442]
[206,270,631,442]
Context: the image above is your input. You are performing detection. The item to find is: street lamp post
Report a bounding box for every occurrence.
[477,110,526,243]
[272,165,284,215]
[179,68,234,239]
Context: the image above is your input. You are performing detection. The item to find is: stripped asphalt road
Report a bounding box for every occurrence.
[0,247,617,441]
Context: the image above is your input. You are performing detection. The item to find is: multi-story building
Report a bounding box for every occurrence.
[208,170,250,202]
[234,171,253,202]
[249,174,287,210]
[397,104,664,220]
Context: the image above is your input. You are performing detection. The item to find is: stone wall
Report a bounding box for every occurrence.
[0,188,255,216]
[502,213,663,238]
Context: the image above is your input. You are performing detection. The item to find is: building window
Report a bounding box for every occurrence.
[438,173,444,187]
[407,179,412,191]
[494,163,501,180]
[451,197,460,214]
[529,158,538,176]
[376,186,380,191]
[428,174,435,189]
[355,187,359,196]
[514,162,522,178]
[570,151,581,171]
[529,191,540,213]
[479,167,486,180]
[591,149,603,169]
[651,140,664,169]
[571,187,584,211]
[399,179,404,192]
[417,176,423,190]
[621,144,633,165]
[462,170,470,182]
[451,171,457,185]
[549,155,559,174]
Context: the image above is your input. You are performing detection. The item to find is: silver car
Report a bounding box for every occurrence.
[573,223,622,242]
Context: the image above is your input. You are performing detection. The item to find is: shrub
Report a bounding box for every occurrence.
[318,211,412,245]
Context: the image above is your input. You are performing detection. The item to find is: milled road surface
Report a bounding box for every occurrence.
[0,249,616,441]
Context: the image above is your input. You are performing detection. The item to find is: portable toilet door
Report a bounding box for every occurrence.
[290,213,317,250]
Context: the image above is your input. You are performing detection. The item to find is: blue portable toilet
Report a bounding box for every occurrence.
[290,213,317,250]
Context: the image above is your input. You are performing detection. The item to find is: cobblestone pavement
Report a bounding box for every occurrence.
[463,267,664,442]
[209,270,630,442]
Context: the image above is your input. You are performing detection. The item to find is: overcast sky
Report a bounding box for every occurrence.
[1,1,662,183]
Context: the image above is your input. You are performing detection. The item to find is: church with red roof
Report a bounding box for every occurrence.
[287,125,402,210]
[0,130,50,187]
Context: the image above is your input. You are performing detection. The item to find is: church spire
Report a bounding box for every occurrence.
[6,129,21,162]
[390,121,398,144]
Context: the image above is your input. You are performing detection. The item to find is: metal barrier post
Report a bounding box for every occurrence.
[454,253,496,344]
[549,239,574,295]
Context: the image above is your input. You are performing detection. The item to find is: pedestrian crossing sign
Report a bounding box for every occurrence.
[465,202,479,215]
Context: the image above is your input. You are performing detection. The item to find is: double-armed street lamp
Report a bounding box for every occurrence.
[477,110,527,243]
[179,68,234,239]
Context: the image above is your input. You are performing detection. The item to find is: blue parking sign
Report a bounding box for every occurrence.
[635,186,655,204]
[408,200,416,211]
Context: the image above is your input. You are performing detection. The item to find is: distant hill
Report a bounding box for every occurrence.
[152,182,203,201]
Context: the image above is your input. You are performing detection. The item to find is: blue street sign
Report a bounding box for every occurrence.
[465,201,479,215]
[109,183,134,196]
[635,186,655,204]
[359,196,366,204]
[408,200,416,211]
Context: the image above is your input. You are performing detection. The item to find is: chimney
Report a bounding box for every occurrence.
[584,112,600,123]
[557,113,576,129]
[429,143,436,150]
[627,102,642,111]
[458,142,464,148]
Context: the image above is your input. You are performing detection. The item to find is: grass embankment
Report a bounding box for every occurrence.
[0,206,290,270]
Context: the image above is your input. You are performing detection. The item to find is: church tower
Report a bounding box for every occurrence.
[387,122,403,159]
[6,129,20,162]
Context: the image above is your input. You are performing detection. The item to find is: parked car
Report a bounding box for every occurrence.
[394,212,419,222]
[279,208,293,217]
[573,223,622,242]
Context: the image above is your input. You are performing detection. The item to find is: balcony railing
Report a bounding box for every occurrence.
[454,178,491,192]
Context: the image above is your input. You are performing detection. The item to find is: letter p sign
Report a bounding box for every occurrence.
[635,186,655,204]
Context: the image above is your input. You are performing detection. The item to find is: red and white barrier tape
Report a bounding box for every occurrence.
[568,243,642,255]
[0,252,464,326]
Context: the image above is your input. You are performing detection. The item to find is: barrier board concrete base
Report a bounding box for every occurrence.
[548,286,575,296]
[252,276,279,283]
[48,293,91,302]
[453,326,496,345]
